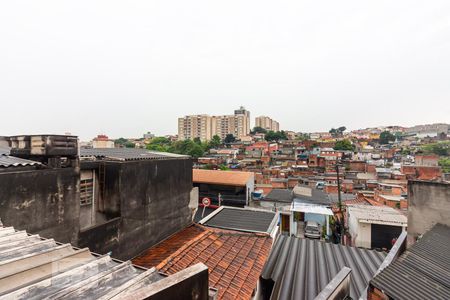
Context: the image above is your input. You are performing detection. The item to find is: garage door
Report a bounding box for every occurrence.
[371,224,402,250]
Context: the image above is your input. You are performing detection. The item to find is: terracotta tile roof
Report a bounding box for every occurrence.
[193,169,254,187]
[132,225,272,299]
[365,197,385,206]
[132,225,206,268]
[343,198,370,206]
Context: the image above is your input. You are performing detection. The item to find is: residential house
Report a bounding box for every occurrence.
[193,169,255,207]
[133,207,277,300]
[0,137,195,260]
[347,205,407,250]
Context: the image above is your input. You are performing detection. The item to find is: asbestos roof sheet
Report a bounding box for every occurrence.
[0,224,164,299]
[193,169,254,186]
[356,173,377,180]
[348,205,407,225]
[291,201,334,215]
[370,223,450,300]
[264,189,294,203]
[293,185,332,206]
[133,224,272,300]
[199,206,277,234]
[260,235,387,300]
[0,154,41,168]
[379,194,405,202]
[80,148,189,161]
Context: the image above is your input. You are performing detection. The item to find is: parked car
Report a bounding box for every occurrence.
[315,182,325,190]
[305,221,321,239]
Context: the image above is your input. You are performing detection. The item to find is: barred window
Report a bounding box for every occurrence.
[80,178,93,205]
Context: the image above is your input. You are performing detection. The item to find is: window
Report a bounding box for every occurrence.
[80,178,94,205]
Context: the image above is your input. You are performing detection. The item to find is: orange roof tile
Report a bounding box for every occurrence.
[193,169,254,187]
[132,225,272,300]
[132,225,206,268]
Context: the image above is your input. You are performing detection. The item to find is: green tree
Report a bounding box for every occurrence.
[168,140,206,158]
[438,157,450,173]
[330,126,346,138]
[224,134,236,144]
[146,136,171,152]
[265,131,288,142]
[329,128,337,137]
[208,135,222,149]
[379,131,396,144]
[124,141,135,148]
[334,139,354,151]
[114,137,128,146]
[422,142,450,156]
[218,164,230,171]
[251,126,267,134]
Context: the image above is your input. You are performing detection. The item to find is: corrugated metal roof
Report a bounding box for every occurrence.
[0,154,41,168]
[0,224,163,299]
[80,148,189,161]
[259,235,387,300]
[200,207,277,234]
[370,223,450,300]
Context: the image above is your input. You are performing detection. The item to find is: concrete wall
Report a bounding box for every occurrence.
[0,157,193,261]
[407,180,450,245]
[0,167,80,244]
[78,217,121,253]
[79,169,96,230]
[130,263,209,300]
[348,213,372,249]
[79,158,193,260]
[356,222,372,249]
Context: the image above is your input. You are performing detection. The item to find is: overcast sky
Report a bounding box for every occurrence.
[1,1,449,141]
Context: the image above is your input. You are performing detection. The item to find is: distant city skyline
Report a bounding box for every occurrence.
[1,1,449,141]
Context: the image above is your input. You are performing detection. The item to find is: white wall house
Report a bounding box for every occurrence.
[348,205,407,250]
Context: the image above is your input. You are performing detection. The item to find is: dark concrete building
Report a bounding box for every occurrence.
[0,136,194,260]
[407,180,450,245]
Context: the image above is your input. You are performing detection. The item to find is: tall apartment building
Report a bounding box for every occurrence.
[178,107,251,141]
[234,106,251,138]
[255,116,280,132]
[178,114,214,141]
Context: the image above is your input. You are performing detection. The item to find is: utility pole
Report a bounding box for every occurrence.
[335,159,344,243]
